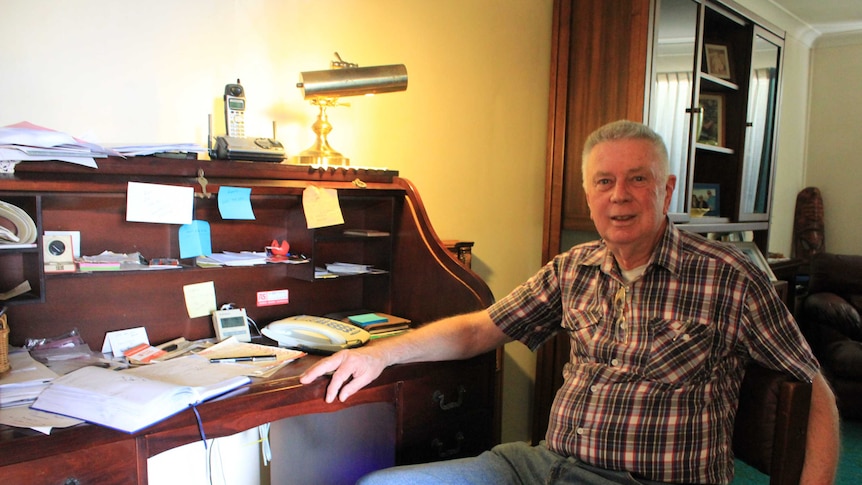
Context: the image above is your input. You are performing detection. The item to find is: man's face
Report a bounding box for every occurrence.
[584,139,676,258]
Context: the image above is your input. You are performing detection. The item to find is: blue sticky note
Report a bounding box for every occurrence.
[218,186,255,220]
[179,220,212,258]
[348,313,388,326]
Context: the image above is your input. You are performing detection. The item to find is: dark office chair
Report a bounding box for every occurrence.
[733,363,812,485]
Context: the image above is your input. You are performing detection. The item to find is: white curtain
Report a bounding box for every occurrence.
[741,68,776,213]
[651,72,693,213]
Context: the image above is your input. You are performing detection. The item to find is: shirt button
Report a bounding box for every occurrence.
[590,384,600,392]
[611,358,620,366]
[576,427,585,435]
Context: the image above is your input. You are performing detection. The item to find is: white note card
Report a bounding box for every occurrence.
[126,181,194,225]
[101,326,150,357]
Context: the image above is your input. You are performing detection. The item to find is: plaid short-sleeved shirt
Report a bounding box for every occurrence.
[488,222,818,484]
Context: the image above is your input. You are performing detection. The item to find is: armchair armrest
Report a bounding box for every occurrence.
[803,292,862,341]
[733,363,811,485]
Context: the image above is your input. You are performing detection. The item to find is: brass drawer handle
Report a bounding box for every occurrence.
[431,432,465,459]
[432,385,466,411]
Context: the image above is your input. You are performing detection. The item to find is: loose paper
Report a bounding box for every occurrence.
[126,181,193,225]
[183,281,217,318]
[302,186,344,229]
[179,220,212,258]
[0,405,83,434]
[217,186,255,220]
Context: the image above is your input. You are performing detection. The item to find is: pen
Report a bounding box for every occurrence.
[209,355,277,363]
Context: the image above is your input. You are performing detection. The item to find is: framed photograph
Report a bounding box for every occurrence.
[728,241,777,281]
[705,43,732,80]
[691,183,720,217]
[697,93,724,147]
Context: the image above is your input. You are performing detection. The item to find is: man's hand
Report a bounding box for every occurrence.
[298,310,507,404]
[299,346,388,403]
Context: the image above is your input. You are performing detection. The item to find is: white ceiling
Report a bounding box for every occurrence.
[770,0,862,35]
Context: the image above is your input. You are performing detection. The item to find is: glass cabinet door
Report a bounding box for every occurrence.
[739,27,781,221]
[648,0,701,217]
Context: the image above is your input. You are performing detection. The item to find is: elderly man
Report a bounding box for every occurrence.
[301,120,839,484]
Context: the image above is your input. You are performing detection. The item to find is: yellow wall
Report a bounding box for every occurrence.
[0,0,552,442]
[806,34,862,254]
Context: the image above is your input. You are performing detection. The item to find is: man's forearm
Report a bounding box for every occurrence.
[374,309,510,366]
[801,373,840,484]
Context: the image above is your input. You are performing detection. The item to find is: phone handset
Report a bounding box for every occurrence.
[224,79,246,137]
[262,315,370,353]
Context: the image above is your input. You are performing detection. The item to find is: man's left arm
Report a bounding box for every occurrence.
[801,372,840,484]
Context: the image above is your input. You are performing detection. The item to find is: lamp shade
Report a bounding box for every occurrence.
[297,64,408,99]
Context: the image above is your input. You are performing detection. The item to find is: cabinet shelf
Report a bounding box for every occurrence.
[695,143,734,154]
[700,73,740,91]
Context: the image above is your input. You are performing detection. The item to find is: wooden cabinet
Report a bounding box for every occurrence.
[650,0,784,251]
[543,0,785,261]
[543,0,651,250]
[0,157,499,483]
[535,0,785,445]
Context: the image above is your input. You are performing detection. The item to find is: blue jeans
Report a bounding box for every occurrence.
[357,442,673,485]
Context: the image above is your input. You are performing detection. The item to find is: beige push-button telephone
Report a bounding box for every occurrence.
[262,315,370,354]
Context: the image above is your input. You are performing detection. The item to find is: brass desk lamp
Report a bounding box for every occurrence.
[292,53,407,166]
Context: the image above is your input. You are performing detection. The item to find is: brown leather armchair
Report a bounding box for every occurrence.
[734,363,811,485]
[799,252,862,419]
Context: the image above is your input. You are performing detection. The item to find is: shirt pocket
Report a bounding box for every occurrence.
[644,317,717,385]
[562,309,602,359]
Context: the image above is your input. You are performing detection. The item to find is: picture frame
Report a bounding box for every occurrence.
[705,43,732,80]
[692,183,720,217]
[728,241,777,281]
[697,93,724,147]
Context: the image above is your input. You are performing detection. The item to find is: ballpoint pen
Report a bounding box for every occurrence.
[209,355,277,363]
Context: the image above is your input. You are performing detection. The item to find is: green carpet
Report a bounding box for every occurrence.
[732,419,862,484]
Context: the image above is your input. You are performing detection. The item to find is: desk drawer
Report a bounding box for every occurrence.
[399,408,494,464]
[400,355,495,416]
[397,356,496,464]
[1,439,139,485]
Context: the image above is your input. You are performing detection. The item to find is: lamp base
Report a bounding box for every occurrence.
[287,98,350,167]
[290,153,350,166]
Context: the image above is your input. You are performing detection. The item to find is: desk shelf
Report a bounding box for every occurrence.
[0,156,499,484]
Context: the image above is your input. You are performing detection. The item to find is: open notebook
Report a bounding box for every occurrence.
[31,364,250,433]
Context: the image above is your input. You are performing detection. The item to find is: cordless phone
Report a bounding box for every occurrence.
[224,80,246,138]
[210,79,285,162]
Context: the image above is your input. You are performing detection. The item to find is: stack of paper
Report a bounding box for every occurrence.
[105,143,206,157]
[0,351,59,408]
[77,250,145,271]
[0,121,121,169]
[196,251,268,267]
[325,262,376,274]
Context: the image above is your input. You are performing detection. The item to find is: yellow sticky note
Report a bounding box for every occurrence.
[302,186,344,229]
[183,281,217,318]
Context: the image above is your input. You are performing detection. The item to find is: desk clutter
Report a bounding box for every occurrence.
[0,311,311,433]
[0,307,410,434]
